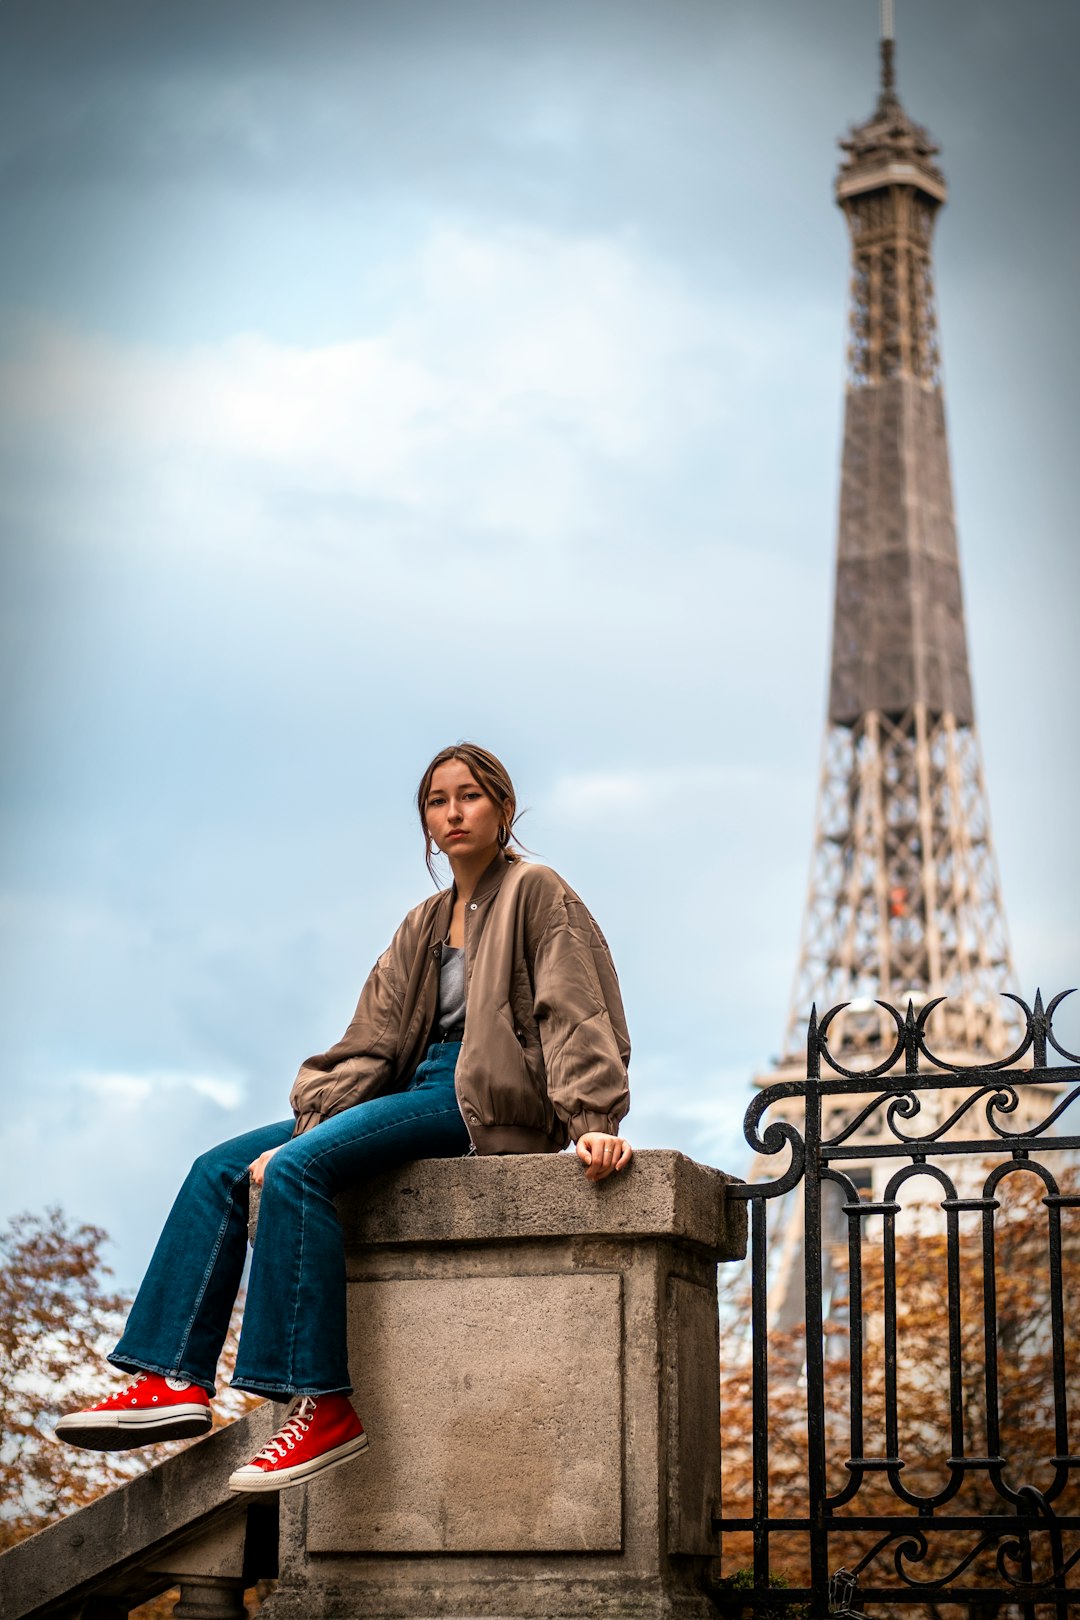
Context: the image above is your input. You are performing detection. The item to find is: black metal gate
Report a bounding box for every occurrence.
[716,992,1080,1618]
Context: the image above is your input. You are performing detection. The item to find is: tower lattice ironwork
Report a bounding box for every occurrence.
[781,26,1018,1068]
[754,24,1045,1331]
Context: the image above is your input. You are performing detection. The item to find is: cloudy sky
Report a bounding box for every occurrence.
[1,0,1077,1291]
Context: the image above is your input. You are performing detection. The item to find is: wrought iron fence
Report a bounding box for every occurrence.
[714,991,1080,1619]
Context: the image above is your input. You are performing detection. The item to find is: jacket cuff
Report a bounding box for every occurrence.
[567,1110,621,1143]
[292,1110,323,1137]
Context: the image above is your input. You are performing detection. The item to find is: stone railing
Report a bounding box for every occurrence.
[0,1408,282,1620]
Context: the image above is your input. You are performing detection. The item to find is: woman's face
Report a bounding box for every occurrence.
[425,759,505,862]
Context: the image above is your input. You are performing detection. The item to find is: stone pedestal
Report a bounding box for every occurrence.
[261,1150,745,1620]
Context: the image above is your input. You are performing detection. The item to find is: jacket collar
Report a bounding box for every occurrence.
[433,852,513,935]
[470,852,514,905]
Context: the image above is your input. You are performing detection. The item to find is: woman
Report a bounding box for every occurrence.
[56,743,632,1492]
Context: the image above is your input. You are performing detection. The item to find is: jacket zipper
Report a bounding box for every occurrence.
[457,901,478,1155]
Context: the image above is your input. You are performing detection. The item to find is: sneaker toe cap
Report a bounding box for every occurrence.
[228,1463,274,1490]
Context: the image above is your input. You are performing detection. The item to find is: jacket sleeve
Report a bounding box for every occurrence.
[530,895,631,1142]
[289,948,403,1135]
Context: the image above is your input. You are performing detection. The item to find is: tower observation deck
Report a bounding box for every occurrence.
[781,27,1017,1067]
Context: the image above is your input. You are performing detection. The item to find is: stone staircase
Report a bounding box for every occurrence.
[0,1405,282,1620]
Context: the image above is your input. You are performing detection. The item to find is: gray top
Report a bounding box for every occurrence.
[437,945,467,1033]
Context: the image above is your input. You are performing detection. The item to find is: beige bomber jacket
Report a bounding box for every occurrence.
[289,855,630,1153]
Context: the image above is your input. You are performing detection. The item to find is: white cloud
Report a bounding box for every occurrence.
[78,1070,246,1110]
[186,1075,247,1110]
[78,1071,153,1104]
[546,762,799,822]
[0,222,815,552]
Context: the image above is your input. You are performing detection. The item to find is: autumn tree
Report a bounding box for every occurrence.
[0,1206,259,1553]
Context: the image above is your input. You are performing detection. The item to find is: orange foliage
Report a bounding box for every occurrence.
[0,1206,261,1552]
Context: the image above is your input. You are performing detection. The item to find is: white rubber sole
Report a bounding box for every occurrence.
[228,1430,370,1493]
[55,1404,212,1451]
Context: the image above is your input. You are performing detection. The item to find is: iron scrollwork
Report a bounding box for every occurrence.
[717,991,1080,1617]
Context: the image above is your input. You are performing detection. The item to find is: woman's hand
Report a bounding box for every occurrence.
[249,1146,283,1187]
[576,1132,633,1182]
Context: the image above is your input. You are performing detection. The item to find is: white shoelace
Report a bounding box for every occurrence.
[251,1396,318,1463]
[107,1373,148,1402]
[107,1371,191,1402]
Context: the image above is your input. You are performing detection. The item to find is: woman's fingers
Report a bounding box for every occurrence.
[577,1132,633,1181]
[248,1146,282,1187]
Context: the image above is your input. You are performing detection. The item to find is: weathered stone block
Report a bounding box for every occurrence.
[335,1148,746,1260]
[262,1150,745,1620]
[666,1275,722,1556]
[309,1273,622,1554]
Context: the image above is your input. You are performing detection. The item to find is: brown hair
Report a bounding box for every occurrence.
[416,742,524,882]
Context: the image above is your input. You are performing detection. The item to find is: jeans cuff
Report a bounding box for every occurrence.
[107,1350,216,1398]
[230,1375,354,1401]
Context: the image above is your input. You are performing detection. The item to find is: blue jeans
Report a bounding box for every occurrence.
[109,1041,470,1401]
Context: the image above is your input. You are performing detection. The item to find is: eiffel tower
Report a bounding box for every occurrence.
[755,16,1048,1326]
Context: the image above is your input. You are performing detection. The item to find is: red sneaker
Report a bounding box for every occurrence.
[228,1394,369,1492]
[55,1372,212,1450]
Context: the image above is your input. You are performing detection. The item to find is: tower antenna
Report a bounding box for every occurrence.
[879,0,897,97]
